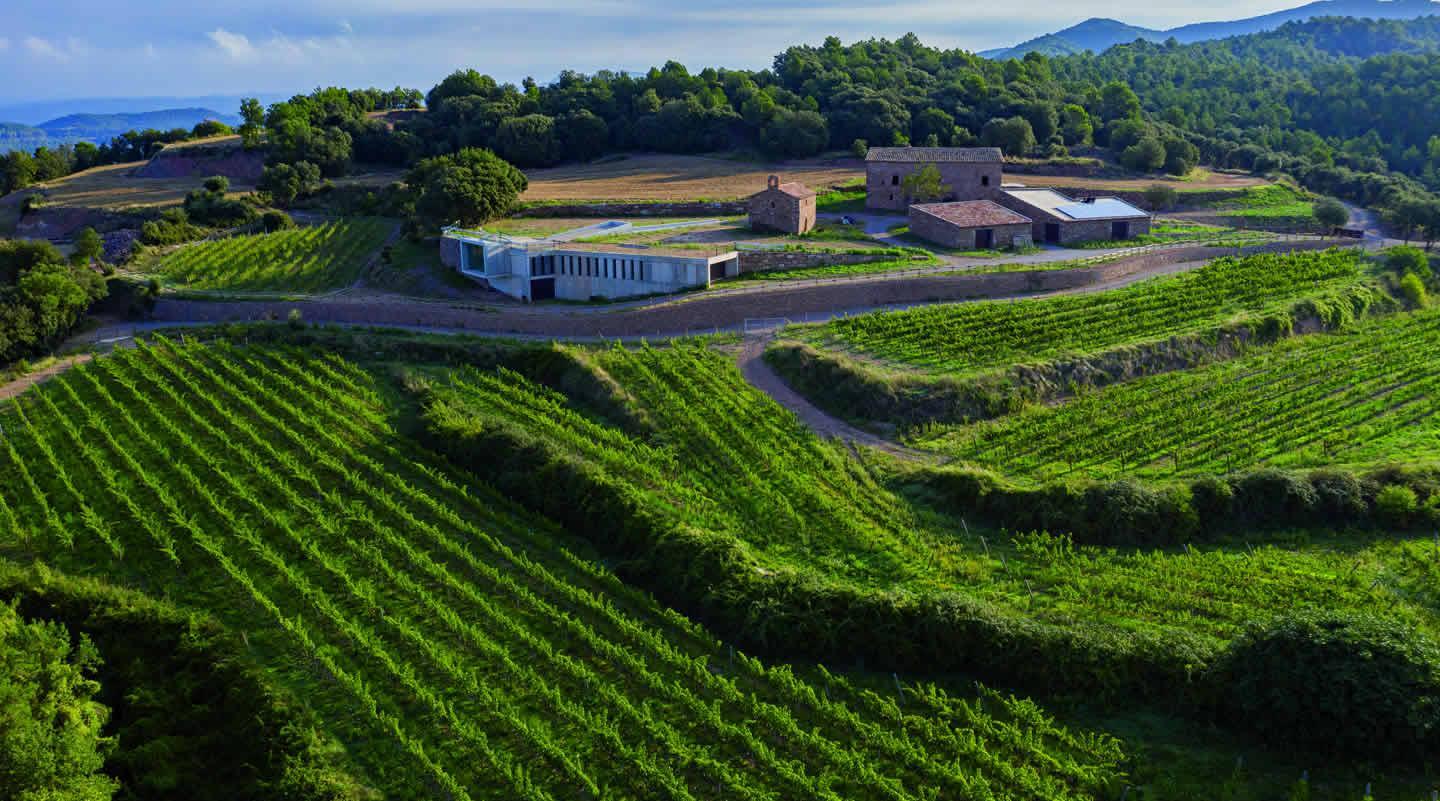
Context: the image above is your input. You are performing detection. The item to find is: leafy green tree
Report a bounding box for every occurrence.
[238,97,265,149]
[1162,137,1200,175]
[1120,137,1167,172]
[258,161,324,206]
[1021,102,1059,145]
[900,164,952,203]
[31,147,73,181]
[191,119,233,138]
[1385,245,1431,275]
[912,108,956,147]
[1313,197,1349,231]
[1098,81,1142,122]
[2,151,37,194]
[980,116,1036,157]
[0,239,64,284]
[1143,184,1179,211]
[0,601,116,801]
[557,109,609,162]
[408,147,528,228]
[851,139,868,159]
[1060,104,1093,146]
[494,114,560,167]
[72,227,104,266]
[759,109,829,158]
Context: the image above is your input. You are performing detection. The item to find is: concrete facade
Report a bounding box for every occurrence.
[997,189,1152,245]
[748,176,817,234]
[865,147,1004,211]
[444,227,738,302]
[908,201,1034,250]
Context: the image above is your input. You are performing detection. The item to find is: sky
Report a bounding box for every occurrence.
[1,0,1305,109]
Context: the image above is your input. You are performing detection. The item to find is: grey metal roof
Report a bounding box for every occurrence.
[865,147,1004,164]
[1055,197,1150,220]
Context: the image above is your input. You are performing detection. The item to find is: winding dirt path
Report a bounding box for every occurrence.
[0,355,93,402]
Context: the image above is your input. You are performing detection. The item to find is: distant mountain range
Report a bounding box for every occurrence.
[980,0,1440,59]
[0,108,241,154]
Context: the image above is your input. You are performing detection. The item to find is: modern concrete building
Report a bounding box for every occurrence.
[997,188,1152,244]
[749,175,817,234]
[908,201,1034,250]
[865,147,1004,211]
[443,225,739,302]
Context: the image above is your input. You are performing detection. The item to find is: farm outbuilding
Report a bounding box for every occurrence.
[748,176,817,234]
[908,201,1034,250]
[997,188,1152,244]
[865,147,1004,211]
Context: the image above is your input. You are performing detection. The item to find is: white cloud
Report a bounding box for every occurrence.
[207,28,256,60]
[24,36,68,60]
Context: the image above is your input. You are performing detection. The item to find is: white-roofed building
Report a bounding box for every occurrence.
[997,188,1153,244]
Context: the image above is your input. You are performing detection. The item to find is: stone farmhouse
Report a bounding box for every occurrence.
[865,146,1003,211]
[749,176,817,234]
[443,223,739,302]
[908,201,1034,250]
[997,188,1152,244]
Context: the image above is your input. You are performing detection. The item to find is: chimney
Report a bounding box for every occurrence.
[767,175,779,189]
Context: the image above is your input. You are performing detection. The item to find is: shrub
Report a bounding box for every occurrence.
[1232,469,1318,526]
[1189,475,1235,526]
[1213,611,1440,760]
[1313,198,1348,230]
[286,308,304,330]
[1374,484,1419,528]
[261,210,295,232]
[1083,480,1197,546]
[1307,469,1368,522]
[1143,184,1178,211]
[851,139,868,159]
[1399,272,1428,307]
[1384,245,1430,276]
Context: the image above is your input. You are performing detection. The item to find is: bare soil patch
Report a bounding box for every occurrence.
[522,153,862,202]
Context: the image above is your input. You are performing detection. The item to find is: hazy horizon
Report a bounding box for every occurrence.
[2,1,1318,107]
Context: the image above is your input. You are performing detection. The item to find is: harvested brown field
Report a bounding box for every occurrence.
[31,163,256,211]
[521,154,862,202]
[1011,169,1267,192]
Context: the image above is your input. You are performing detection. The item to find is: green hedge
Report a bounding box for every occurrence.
[908,464,1440,547]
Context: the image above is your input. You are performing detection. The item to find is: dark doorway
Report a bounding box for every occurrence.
[709,261,729,281]
[975,229,994,249]
[1111,221,1130,240]
[530,277,555,301]
[1044,223,1061,243]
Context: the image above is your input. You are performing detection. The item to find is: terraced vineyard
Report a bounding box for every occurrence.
[913,307,1440,479]
[789,249,1375,374]
[0,338,1124,800]
[149,218,392,292]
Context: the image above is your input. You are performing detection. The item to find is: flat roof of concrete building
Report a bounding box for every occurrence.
[911,200,1031,228]
[865,146,1004,164]
[1002,188,1150,221]
[550,242,736,260]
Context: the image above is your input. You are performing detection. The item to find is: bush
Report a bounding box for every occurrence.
[1307,469,1368,522]
[1143,184,1178,211]
[1213,611,1440,760]
[1385,245,1431,276]
[408,147,528,228]
[1313,197,1349,230]
[140,209,206,246]
[1232,469,1318,526]
[261,210,295,232]
[1083,480,1198,546]
[1374,484,1419,528]
[1120,137,1166,172]
[1399,272,1428,307]
[851,139,868,159]
[0,600,117,801]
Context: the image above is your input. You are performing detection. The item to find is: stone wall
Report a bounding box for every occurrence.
[514,200,747,218]
[748,190,815,234]
[737,249,905,274]
[865,161,1001,211]
[439,236,461,269]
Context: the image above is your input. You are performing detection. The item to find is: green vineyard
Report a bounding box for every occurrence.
[0,338,1125,801]
[790,249,1377,374]
[149,218,392,292]
[913,306,1440,479]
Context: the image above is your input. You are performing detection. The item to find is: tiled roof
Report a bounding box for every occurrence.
[755,181,816,199]
[911,200,1031,228]
[865,147,1004,164]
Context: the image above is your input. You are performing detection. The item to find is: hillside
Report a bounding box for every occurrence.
[0,107,238,153]
[983,0,1440,58]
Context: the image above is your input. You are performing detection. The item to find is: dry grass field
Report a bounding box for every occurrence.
[1010,169,1268,192]
[30,163,256,211]
[521,153,863,201]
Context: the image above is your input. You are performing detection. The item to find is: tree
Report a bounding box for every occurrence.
[0,239,64,284]
[191,119,233,138]
[494,114,560,167]
[1144,184,1179,211]
[72,227,104,266]
[1060,104,1093,146]
[408,147,528,228]
[557,110,609,162]
[1021,102,1059,145]
[851,139,868,159]
[238,97,265,149]
[2,151,38,194]
[258,161,324,206]
[900,164,952,204]
[1162,137,1200,176]
[1314,197,1349,231]
[0,601,117,801]
[759,109,829,158]
[1098,81,1142,123]
[1385,245,1430,275]
[1120,137,1167,172]
[912,108,956,148]
[980,117,1036,157]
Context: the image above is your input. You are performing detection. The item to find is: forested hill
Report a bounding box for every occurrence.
[984,0,1440,59]
[0,107,240,154]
